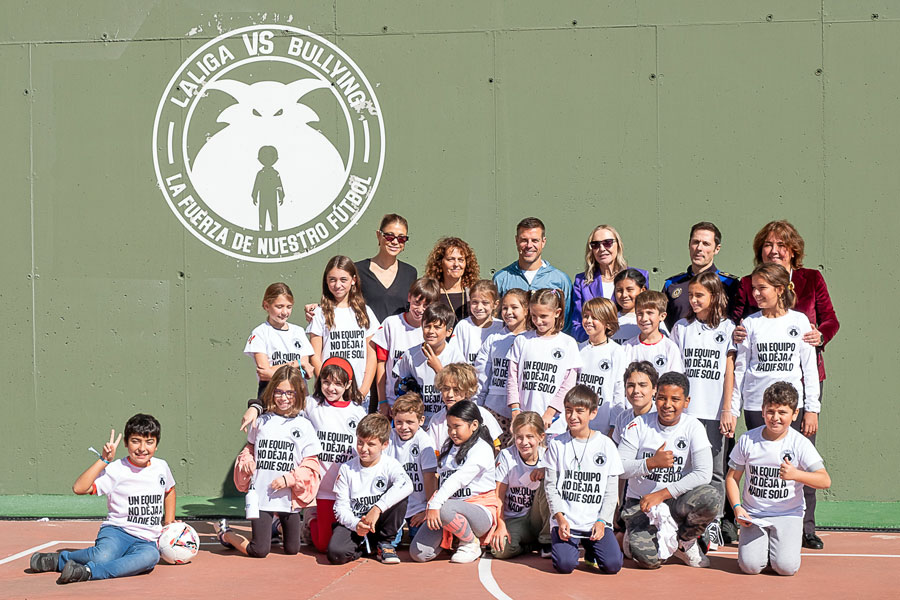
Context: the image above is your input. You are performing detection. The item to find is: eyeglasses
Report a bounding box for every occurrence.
[273,390,297,399]
[380,231,409,244]
[589,239,616,250]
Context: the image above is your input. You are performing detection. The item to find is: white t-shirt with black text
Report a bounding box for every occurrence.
[473,330,519,418]
[244,321,313,377]
[372,314,423,405]
[94,457,175,541]
[303,399,368,500]
[508,331,583,428]
[392,342,466,427]
[452,317,505,364]
[332,454,413,530]
[248,412,321,512]
[731,310,819,414]
[671,317,737,420]
[308,305,380,390]
[387,428,438,518]
[542,432,623,531]
[577,340,627,433]
[729,426,824,518]
[623,335,684,377]
[429,439,496,509]
[495,446,544,519]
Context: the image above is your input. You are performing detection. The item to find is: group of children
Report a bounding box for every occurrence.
[29,253,829,584]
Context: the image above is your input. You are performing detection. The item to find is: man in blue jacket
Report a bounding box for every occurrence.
[493,217,573,330]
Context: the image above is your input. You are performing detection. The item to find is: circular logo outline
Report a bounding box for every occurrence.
[152,24,385,263]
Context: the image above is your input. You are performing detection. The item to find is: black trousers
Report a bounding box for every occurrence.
[326,498,408,564]
[247,510,302,558]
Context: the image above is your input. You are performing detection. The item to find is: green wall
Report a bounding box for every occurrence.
[1,2,895,502]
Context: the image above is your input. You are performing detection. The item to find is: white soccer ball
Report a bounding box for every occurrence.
[157,522,200,565]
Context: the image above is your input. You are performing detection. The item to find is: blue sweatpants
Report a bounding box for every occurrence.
[551,526,623,574]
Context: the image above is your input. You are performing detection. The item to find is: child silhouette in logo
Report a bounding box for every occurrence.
[252,146,284,231]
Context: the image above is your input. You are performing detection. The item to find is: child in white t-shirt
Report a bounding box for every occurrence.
[618,372,718,569]
[387,393,438,546]
[427,363,502,451]
[726,382,830,576]
[308,255,380,398]
[328,414,414,565]
[373,277,440,416]
[623,291,684,377]
[577,297,627,436]
[392,303,465,427]
[611,269,649,344]
[218,365,322,558]
[474,288,530,447]
[302,357,368,553]
[507,288,583,436]
[490,411,551,559]
[611,361,658,445]
[452,279,505,364]
[243,282,313,404]
[542,385,624,574]
[410,400,501,564]
[31,414,175,584]
[670,272,737,548]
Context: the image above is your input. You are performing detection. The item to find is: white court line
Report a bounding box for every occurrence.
[0,541,92,566]
[711,551,900,558]
[478,555,514,600]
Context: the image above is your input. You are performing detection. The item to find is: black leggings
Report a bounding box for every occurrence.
[248,510,302,558]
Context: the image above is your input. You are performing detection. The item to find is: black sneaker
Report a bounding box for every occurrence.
[377,543,401,564]
[30,551,60,573]
[802,532,824,550]
[56,560,91,584]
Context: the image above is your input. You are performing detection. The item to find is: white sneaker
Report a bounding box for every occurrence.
[705,521,723,552]
[674,539,710,568]
[450,538,483,563]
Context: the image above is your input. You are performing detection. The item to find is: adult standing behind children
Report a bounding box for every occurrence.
[305,214,417,324]
[424,236,481,323]
[571,224,650,341]
[662,222,739,331]
[730,220,839,549]
[493,217,573,331]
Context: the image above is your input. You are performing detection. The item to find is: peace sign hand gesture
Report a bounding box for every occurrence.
[102,429,123,462]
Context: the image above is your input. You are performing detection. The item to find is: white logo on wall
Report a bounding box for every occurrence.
[152,25,385,262]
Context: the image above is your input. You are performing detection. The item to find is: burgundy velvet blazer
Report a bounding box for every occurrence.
[731,267,840,381]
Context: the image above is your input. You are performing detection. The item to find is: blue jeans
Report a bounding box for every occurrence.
[551,526,623,574]
[58,525,160,580]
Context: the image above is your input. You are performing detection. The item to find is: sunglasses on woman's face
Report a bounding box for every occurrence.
[380,231,409,244]
[590,239,616,250]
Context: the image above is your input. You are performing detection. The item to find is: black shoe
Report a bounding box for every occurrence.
[56,560,91,584]
[29,551,60,573]
[802,532,824,550]
[720,519,739,544]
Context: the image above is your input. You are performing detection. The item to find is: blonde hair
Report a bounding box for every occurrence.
[583,225,629,285]
[511,411,545,438]
[434,363,479,399]
[262,282,293,306]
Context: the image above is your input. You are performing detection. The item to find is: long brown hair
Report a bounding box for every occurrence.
[751,262,796,310]
[529,288,566,334]
[261,364,308,417]
[686,271,729,327]
[320,255,370,330]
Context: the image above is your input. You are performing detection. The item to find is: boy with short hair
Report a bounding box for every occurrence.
[386,393,438,546]
[391,303,465,427]
[328,413,414,565]
[30,414,175,584]
[374,277,441,416]
[618,372,718,569]
[542,385,624,574]
[623,291,684,377]
[427,363,503,450]
[611,361,659,445]
[726,382,831,576]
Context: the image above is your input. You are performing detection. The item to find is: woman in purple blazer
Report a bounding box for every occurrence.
[570,224,649,342]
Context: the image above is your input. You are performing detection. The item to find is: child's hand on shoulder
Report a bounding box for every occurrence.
[102,429,122,462]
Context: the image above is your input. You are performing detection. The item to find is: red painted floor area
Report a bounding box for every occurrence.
[2,521,898,599]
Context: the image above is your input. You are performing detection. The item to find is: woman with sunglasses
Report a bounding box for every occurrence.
[354,214,418,322]
[570,225,649,342]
